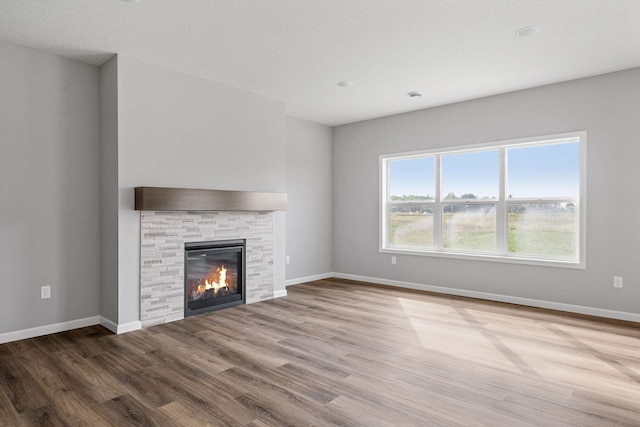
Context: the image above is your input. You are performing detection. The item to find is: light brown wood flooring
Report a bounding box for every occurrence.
[1,278,639,426]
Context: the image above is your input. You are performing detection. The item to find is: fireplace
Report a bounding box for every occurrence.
[184,239,246,317]
[138,188,285,327]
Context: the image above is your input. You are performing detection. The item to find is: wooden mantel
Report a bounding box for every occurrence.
[134,187,287,212]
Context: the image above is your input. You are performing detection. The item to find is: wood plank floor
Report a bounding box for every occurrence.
[1,278,639,426]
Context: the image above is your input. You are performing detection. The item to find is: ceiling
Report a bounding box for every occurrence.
[1,0,639,126]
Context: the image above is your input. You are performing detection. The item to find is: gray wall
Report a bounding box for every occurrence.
[0,40,101,333]
[6,37,636,336]
[99,56,119,325]
[114,55,287,325]
[285,117,333,280]
[333,68,640,315]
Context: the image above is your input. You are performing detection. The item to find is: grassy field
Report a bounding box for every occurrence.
[508,211,576,257]
[389,214,435,247]
[390,210,576,257]
[443,211,496,251]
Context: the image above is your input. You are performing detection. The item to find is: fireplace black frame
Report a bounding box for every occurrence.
[184,239,246,317]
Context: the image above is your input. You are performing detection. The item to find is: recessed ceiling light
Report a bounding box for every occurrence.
[408,91,423,98]
[515,26,540,37]
[337,81,354,88]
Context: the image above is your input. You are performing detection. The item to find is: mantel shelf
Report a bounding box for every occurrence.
[134,187,287,212]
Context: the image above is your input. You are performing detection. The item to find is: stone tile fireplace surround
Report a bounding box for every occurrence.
[136,187,286,328]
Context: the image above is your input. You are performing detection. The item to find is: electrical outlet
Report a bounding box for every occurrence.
[391,256,397,265]
[41,285,51,299]
[613,276,623,288]
[285,256,290,264]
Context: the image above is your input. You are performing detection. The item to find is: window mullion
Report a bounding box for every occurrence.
[434,154,442,250]
[382,158,390,249]
[496,148,507,255]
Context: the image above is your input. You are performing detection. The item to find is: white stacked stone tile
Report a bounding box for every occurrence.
[140,211,275,327]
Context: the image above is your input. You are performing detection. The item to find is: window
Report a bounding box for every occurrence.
[380,132,585,267]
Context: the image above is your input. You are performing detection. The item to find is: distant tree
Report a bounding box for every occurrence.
[390,194,435,215]
[390,194,434,201]
[460,193,477,199]
[442,193,459,213]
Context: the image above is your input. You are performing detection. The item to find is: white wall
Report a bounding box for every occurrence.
[333,68,640,317]
[285,117,333,281]
[0,40,101,334]
[113,55,287,326]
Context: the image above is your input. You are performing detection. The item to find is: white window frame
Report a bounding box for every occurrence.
[380,131,586,269]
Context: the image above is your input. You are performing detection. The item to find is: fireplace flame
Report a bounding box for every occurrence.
[197,265,229,294]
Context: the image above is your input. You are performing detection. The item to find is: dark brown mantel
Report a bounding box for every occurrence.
[134,187,287,212]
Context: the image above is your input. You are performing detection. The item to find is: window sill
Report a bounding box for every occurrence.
[380,247,584,269]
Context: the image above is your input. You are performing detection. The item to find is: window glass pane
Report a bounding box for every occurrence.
[507,142,579,198]
[389,157,435,200]
[508,203,577,258]
[389,205,434,248]
[442,150,498,200]
[442,204,496,252]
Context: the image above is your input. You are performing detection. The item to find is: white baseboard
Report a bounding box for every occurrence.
[0,316,101,344]
[99,316,118,333]
[273,289,288,298]
[332,273,640,323]
[285,272,335,287]
[99,317,142,334]
[2,273,634,345]
[116,320,142,334]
